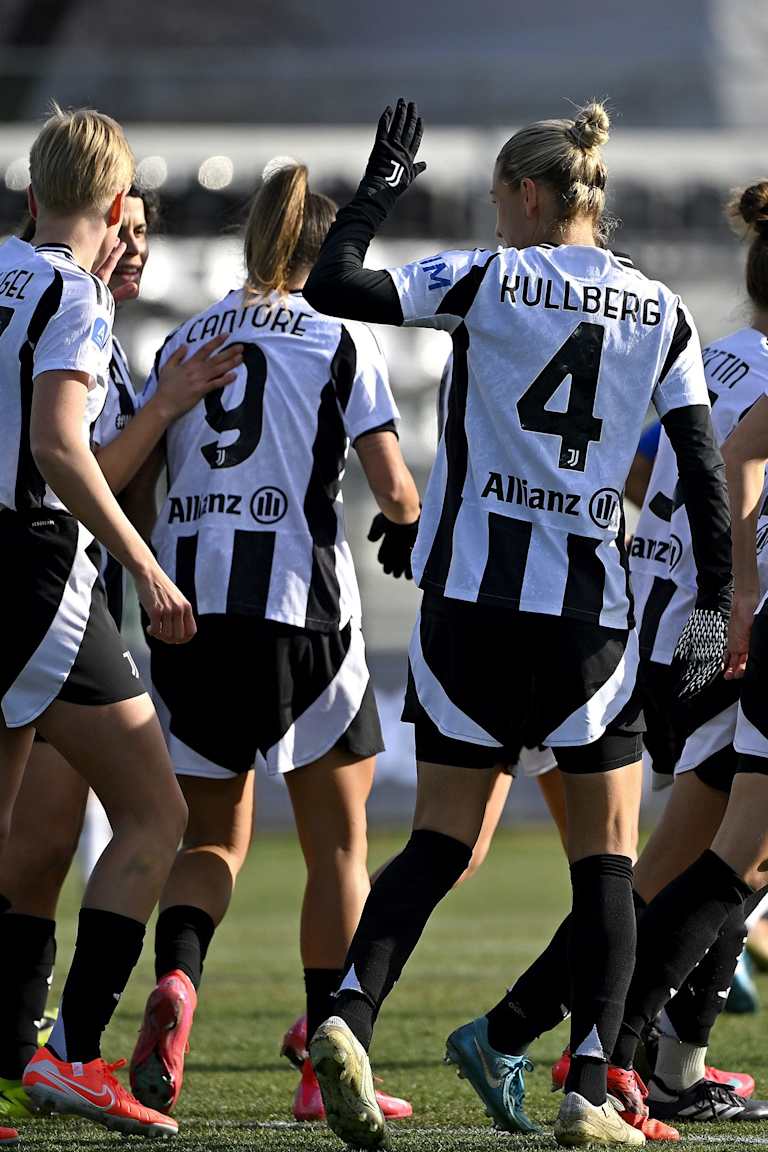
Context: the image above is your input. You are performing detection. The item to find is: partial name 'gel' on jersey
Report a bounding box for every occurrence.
[387,244,709,628]
[0,238,113,513]
[633,326,768,663]
[146,288,399,631]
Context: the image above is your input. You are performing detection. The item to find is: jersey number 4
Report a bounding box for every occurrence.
[517,322,605,472]
[201,345,266,469]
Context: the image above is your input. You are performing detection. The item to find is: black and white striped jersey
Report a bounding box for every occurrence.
[634,326,768,663]
[92,335,140,449]
[0,237,113,513]
[145,288,399,631]
[92,334,141,628]
[387,244,708,629]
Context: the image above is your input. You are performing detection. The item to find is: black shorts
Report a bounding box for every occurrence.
[0,510,145,727]
[638,659,741,795]
[403,593,643,774]
[734,604,768,777]
[150,615,383,777]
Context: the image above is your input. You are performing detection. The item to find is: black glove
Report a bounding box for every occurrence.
[368,512,419,579]
[358,98,426,210]
[670,607,729,702]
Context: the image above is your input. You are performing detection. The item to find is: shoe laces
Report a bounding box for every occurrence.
[500,1055,534,1114]
[101,1059,127,1087]
[700,1080,743,1118]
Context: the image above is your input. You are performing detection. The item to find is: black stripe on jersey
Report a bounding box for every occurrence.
[332,327,356,411]
[617,504,635,628]
[638,575,676,656]
[109,345,136,420]
[658,304,692,384]
[174,535,199,617]
[478,515,532,604]
[15,270,64,510]
[303,377,347,627]
[437,251,499,319]
[422,253,499,589]
[562,535,605,619]
[90,274,104,308]
[226,530,276,615]
[34,244,75,259]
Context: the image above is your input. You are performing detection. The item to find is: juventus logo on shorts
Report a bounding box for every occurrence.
[122,650,140,679]
[385,160,405,188]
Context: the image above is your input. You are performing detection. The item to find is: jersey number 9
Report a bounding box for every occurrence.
[201,344,267,470]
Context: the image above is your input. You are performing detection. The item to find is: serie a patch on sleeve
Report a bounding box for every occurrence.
[91,317,109,349]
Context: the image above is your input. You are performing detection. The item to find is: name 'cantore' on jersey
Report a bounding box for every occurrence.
[388,243,708,630]
[144,287,399,632]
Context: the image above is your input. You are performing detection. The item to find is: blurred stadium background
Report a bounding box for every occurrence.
[2,0,765,822]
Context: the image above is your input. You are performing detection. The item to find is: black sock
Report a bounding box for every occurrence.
[155,905,216,990]
[613,850,752,1070]
[485,888,648,1057]
[486,914,571,1055]
[47,909,144,1063]
[664,886,766,1045]
[305,968,343,1046]
[335,830,471,1050]
[0,913,56,1078]
[565,854,636,1106]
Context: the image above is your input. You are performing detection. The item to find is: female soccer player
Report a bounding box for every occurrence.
[0,106,197,1138]
[302,99,732,1149]
[470,181,768,1137]
[0,185,238,1123]
[127,161,419,1124]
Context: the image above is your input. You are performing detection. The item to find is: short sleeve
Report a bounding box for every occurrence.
[33,273,113,384]
[652,301,710,419]
[636,421,662,460]
[337,323,399,443]
[386,248,497,328]
[92,341,139,449]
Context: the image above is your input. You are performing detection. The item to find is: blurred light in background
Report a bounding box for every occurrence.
[137,237,173,303]
[198,156,234,191]
[4,158,29,192]
[204,240,243,301]
[136,155,168,190]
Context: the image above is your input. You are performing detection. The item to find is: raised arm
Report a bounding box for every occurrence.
[304,99,425,324]
[721,394,768,678]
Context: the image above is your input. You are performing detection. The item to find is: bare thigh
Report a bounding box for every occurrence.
[634,771,728,903]
[413,760,501,848]
[562,759,642,863]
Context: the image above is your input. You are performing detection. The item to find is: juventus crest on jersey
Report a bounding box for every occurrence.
[0,237,113,513]
[146,288,399,631]
[634,326,768,663]
[387,244,708,629]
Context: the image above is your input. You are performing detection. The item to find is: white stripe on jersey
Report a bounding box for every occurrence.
[633,326,768,663]
[0,237,112,512]
[388,244,708,629]
[148,288,399,631]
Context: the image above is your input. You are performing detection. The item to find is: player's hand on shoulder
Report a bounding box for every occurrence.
[725,589,759,680]
[136,563,197,644]
[361,98,426,201]
[93,240,138,303]
[155,334,244,420]
[368,511,420,579]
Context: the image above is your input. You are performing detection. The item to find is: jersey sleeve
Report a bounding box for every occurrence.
[386,248,497,328]
[33,273,113,384]
[339,323,400,443]
[652,301,709,418]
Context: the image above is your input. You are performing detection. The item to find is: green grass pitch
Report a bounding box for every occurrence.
[17,825,768,1149]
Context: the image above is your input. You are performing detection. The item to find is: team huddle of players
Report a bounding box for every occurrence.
[0,94,767,1150]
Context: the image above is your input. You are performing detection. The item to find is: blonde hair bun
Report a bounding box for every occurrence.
[568,102,610,152]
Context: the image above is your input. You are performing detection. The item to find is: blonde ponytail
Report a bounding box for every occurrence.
[244,161,336,298]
